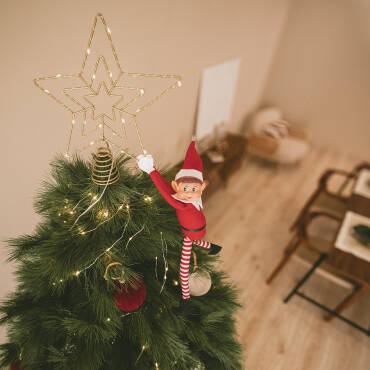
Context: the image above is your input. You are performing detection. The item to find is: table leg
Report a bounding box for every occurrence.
[283,253,327,303]
[325,284,368,322]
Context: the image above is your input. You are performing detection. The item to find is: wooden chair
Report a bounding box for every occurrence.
[290,162,370,235]
[268,162,370,284]
[267,167,356,284]
[279,211,369,331]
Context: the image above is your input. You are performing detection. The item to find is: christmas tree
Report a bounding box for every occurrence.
[0,13,242,369]
[0,152,242,369]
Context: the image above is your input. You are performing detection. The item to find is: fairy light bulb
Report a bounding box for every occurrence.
[177,80,182,87]
[155,362,159,369]
[98,123,103,128]
[106,317,111,322]
[107,27,111,34]
[92,195,97,200]
[56,74,61,78]
[92,74,96,80]
[140,89,145,95]
[90,141,94,146]
[64,153,69,158]
[172,280,179,286]
[75,271,80,276]
[71,119,75,125]
[87,48,90,54]
[121,117,125,123]
[103,210,109,217]
[109,71,113,78]
[44,89,50,94]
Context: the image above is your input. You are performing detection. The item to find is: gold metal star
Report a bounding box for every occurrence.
[83,81,123,121]
[34,13,182,158]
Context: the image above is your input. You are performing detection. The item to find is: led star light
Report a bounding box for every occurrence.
[34,13,182,157]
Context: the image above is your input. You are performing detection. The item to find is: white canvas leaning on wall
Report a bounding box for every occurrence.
[196,58,241,140]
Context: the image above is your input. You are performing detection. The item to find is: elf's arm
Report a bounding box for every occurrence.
[137,155,187,210]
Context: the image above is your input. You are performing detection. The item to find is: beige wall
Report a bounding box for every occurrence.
[262,0,370,158]
[0,0,291,340]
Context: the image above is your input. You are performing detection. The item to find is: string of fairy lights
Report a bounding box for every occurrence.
[56,188,173,369]
[55,190,155,280]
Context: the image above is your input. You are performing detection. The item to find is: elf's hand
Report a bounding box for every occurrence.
[137,154,155,174]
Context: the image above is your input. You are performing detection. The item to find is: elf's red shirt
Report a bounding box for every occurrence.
[149,169,206,240]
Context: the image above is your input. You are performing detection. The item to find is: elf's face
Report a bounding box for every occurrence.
[171,181,207,201]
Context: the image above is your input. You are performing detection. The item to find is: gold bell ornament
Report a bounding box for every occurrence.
[188,252,212,296]
[91,146,120,185]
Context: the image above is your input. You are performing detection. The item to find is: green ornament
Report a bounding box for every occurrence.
[352,224,370,247]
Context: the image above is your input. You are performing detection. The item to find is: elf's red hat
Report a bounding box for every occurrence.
[175,141,203,181]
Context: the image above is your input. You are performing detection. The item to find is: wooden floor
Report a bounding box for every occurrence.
[205,146,370,370]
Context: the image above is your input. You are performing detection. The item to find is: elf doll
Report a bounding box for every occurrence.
[137,141,222,303]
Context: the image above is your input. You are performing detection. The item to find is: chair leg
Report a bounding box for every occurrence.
[266,234,301,284]
[290,188,321,232]
[283,233,300,254]
[325,284,368,322]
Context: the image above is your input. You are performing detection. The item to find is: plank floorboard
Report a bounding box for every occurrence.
[204,146,370,370]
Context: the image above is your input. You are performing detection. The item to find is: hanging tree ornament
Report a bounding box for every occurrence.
[10,360,23,370]
[91,146,120,185]
[34,13,182,158]
[104,262,146,312]
[188,252,212,297]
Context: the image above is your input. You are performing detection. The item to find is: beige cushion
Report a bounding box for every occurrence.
[273,137,310,164]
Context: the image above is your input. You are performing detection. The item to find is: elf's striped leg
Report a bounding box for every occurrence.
[180,236,193,300]
[193,240,222,255]
[193,240,211,249]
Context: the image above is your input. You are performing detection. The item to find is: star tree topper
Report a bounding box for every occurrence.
[34,13,182,158]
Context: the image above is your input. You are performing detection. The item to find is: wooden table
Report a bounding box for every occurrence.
[333,169,370,282]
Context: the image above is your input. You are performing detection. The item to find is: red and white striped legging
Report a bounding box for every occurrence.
[180,236,210,299]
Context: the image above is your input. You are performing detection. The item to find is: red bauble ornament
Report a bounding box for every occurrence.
[10,361,23,370]
[113,277,146,312]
